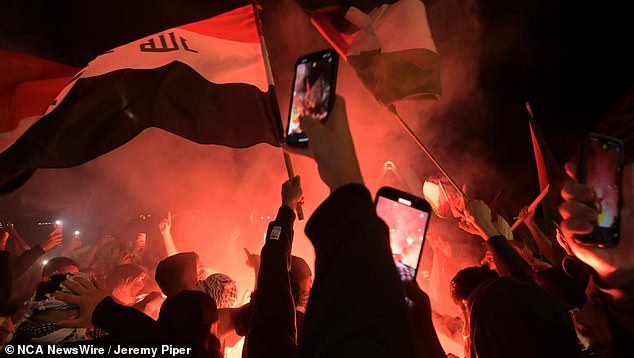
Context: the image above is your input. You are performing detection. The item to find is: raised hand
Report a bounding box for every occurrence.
[244,247,261,270]
[559,161,634,287]
[53,277,108,328]
[518,206,535,224]
[158,211,172,236]
[283,96,363,192]
[458,199,501,240]
[40,227,64,252]
[282,175,304,210]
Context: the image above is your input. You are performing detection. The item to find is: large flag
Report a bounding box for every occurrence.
[529,116,561,192]
[526,104,564,236]
[299,0,441,105]
[0,51,79,134]
[0,4,283,194]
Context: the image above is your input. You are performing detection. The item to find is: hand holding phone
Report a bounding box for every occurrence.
[559,159,634,285]
[283,96,363,191]
[375,186,432,281]
[285,49,338,146]
[577,133,624,247]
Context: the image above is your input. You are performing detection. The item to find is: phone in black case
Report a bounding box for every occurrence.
[285,49,338,146]
[375,186,432,281]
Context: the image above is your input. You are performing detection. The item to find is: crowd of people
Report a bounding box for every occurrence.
[1,95,633,357]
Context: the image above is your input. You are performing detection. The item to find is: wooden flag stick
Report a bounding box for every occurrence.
[253,4,304,221]
[386,104,467,199]
[510,184,550,231]
[284,152,304,221]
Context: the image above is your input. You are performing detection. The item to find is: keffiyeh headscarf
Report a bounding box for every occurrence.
[5,272,91,345]
[196,273,238,309]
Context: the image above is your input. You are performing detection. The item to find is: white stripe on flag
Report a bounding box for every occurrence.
[346,0,437,56]
[47,21,267,114]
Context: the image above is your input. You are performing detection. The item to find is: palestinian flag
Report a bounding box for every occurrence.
[527,103,564,233]
[0,4,283,194]
[300,0,441,105]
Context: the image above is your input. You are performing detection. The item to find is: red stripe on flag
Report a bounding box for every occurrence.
[9,78,73,128]
[0,50,79,132]
[178,5,259,44]
[529,120,552,191]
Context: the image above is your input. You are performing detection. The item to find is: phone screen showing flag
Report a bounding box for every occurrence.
[286,50,337,144]
[376,196,430,281]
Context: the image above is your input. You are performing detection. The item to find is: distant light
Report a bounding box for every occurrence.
[74,230,80,236]
[42,260,49,265]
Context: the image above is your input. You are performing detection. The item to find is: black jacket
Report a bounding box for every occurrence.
[297,184,416,358]
[247,205,297,358]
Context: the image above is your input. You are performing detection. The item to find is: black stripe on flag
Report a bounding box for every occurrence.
[0,61,283,194]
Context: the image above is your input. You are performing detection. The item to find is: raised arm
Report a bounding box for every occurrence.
[80,234,114,270]
[159,211,179,257]
[285,97,416,357]
[518,207,559,265]
[246,176,303,358]
[11,227,63,279]
[459,199,537,286]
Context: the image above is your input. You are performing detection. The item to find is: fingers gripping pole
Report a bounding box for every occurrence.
[283,153,304,221]
[510,184,550,231]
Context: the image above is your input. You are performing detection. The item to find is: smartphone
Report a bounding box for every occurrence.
[137,233,147,251]
[54,220,63,231]
[568,308,592,352]
[577,133,624,247]
[285,49,338,146]
[375,186,432,281]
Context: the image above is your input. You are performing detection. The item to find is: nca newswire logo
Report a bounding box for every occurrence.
[4,344,106,355]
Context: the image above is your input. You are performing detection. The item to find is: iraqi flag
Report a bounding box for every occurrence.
[0,4,283,194]
[299,0,441,105]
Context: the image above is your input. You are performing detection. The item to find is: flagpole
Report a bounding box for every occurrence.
[386,104,466,199]
[510,184,550,231]
[525,102,534,119]
[253,2,304,220]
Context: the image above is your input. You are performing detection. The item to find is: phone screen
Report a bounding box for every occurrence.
[286,50,337,145]
[376,191,431,281]
[580,134,624,246]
